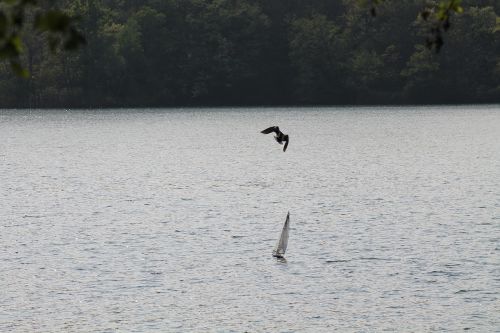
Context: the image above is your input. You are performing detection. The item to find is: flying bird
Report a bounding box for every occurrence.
[261,126,289,152]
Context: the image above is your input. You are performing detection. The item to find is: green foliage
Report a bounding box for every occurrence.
[365,0,465,52]
[289,14,346,102]
[0,0,84,77]
[0,0,498,107]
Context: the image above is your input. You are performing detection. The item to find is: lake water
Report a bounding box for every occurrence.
[1,106,499,332]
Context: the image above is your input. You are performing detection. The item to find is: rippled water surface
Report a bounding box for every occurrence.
[1,106,499,332]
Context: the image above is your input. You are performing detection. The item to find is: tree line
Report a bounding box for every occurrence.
[0,0,498,108]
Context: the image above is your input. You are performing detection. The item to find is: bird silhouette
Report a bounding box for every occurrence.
[261,126,289,152]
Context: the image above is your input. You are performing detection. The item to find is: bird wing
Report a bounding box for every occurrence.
[283,136,289,152]
[261,126,279,135]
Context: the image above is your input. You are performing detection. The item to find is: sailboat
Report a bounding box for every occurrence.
[272,212,290,258]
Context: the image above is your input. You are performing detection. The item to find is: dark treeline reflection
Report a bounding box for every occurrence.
[1,0,499,108]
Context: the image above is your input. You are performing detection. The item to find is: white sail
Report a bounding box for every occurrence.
[273,212,290,258]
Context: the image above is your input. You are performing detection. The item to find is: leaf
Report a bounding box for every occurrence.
[420,10,431,21]
[0,37,22,58]
[35,11,72,32]
[10,35,24,53]
[63,28,86,50]
[10,61,29,78]
[0,12,7,39]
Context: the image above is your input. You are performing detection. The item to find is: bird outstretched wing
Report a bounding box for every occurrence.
[261,126,279,135]
[283,136,289,152]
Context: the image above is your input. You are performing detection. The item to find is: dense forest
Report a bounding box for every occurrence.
[0,0,499,108]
